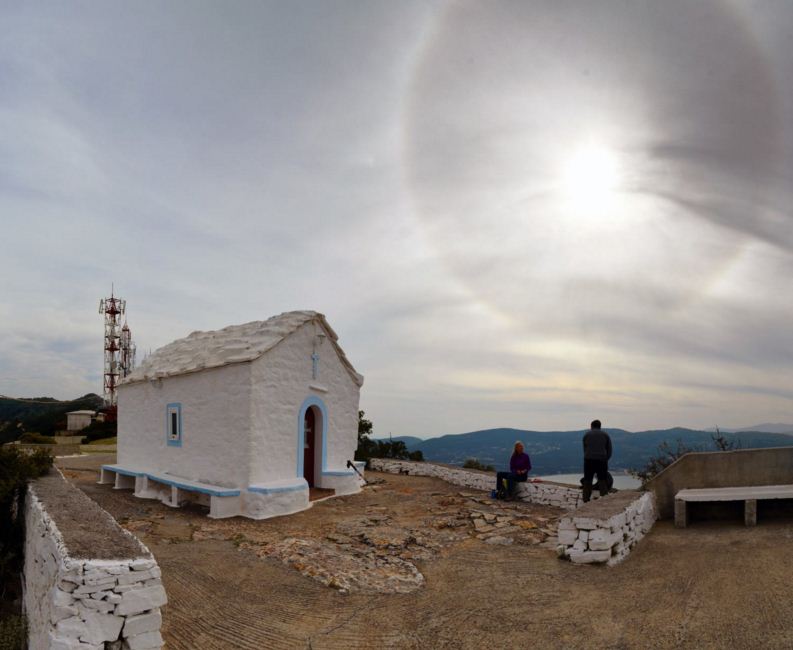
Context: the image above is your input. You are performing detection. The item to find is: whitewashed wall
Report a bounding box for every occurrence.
[249,321,360,489]
[369,459,583,509]
[557,492,657,566]
[118,362,251,489]
[24,485,166,649]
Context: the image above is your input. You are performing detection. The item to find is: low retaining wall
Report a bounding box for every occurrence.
[368,459,583,509]
[645,446,793,519]
[557,491,656,566]
[24,471,166,650]
[9,442,82,456]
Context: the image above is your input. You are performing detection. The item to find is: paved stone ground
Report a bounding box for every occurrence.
[58,456,793,649]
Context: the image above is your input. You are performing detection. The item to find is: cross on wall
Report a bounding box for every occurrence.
[311,352,320,380]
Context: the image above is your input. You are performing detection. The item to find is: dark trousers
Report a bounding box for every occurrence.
[582,458,609,501]
[496,471,527,496]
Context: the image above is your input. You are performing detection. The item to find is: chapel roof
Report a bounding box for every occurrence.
[121,310,363,387]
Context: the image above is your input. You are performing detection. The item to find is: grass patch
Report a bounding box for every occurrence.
[86,437,117,446]
[0,615,26,649]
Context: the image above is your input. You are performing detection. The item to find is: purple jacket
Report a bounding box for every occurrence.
[510,452,532,474]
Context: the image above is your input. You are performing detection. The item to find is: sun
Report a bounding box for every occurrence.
[561,145,621,211]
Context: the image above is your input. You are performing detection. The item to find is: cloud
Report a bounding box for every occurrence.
[1,1,792,435]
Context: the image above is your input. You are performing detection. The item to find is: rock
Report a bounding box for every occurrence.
[484,536,513,545]
[115,585,168,616]
[568,549,611,564]
[81,611,124,645]
[123,611,162,638]
[124,630,164,649]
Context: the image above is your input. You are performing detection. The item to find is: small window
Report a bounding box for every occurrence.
[166,403,182,447]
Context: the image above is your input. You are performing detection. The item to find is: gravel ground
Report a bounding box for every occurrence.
[57,455,793,649]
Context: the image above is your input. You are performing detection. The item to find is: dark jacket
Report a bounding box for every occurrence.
[510,452,531,474]
[583,429,612,461]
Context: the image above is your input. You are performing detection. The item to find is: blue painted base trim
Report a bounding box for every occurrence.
[248,483,308,495]
[102,465,240,497]
[102,464,142,477]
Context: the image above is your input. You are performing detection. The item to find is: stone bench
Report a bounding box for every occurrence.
[674,485,793,528]
[100,464,242,518]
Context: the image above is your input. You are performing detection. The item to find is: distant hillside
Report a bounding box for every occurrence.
[0,393,103,443]
[391,427,793,475]
[719,423,793,434]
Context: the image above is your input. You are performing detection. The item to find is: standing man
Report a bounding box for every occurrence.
[582,419,612,502]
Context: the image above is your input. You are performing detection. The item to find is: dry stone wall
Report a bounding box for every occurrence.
[24,473,166,650]
[368,459,583,509]
[557,491,656,566]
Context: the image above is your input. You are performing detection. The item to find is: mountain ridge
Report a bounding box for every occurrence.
[377,426,793,474]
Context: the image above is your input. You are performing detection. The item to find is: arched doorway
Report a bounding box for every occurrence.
[303,406,317,487]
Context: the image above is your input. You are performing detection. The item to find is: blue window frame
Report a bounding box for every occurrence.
[166,403,182,447]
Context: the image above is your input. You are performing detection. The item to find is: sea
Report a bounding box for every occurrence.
[538,473,641,490]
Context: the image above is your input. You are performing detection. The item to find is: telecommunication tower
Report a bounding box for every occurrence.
[99,287,136,406]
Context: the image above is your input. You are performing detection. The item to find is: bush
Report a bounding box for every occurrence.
[630,430,740,485]
[462,458,495,472]
[0,615,26,650]
[354,410,424,465]
[17,432,53,444]
[0,446,52,619]
[79,418,117,444]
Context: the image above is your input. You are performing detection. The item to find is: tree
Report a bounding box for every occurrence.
[358,410,373,444]
[354,411,423,464]
[631,428,741,485]
[1,446,52,614]
[463,458,495,472]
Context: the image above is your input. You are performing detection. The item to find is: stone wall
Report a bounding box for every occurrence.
[557,491,656,566]
[368,459,583,509]
[24,472,166,650]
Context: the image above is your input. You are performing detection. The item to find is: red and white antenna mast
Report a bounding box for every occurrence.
[99,285,135,406]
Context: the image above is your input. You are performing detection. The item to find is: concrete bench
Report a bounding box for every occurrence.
[674,485,793,528]
[100,464,242,518]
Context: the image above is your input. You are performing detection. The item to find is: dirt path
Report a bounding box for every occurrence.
[58,456,793,649]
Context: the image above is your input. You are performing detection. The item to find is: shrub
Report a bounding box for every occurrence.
[18,432,53,444]
[463,458,495,472]
[0,615,26,650]
[79,418,117,444]
[354,410,424,464]
[0,447,52,618]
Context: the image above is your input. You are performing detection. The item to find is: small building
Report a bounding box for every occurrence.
[66,410,95,432]
[100,311,364,519]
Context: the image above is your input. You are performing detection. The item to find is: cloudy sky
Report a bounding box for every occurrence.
[2,1,792,436]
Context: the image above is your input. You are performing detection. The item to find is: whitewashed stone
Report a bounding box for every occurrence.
[80,598,116,613]
[81,611,125,645]
[123,610,162,637]
[124,630,164,649]
[118,569,155,585]
[56,616,88,639]
[573,517,598,530]
[569,549,612,564]
[51,605,80,624]
[52,587,76,607]
[130,559,155,571]
[116,585,168,616]
[557,528,577,545]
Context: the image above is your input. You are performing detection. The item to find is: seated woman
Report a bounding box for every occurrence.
[495,441,532,499]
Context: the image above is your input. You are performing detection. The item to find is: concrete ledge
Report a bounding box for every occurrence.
[673,485,793,527]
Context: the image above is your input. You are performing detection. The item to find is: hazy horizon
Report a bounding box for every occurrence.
[2,1,792,436]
